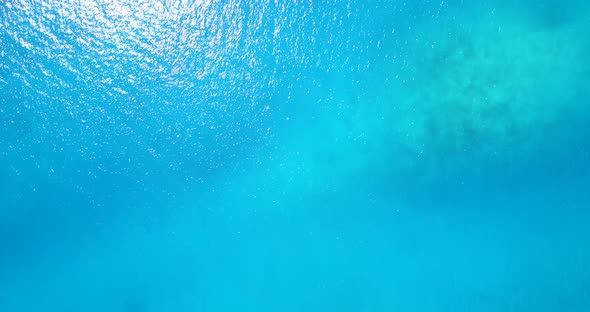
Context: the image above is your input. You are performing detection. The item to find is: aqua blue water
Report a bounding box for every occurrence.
[1,0,590,310]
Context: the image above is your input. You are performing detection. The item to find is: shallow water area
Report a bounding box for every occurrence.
[1,0,590,311]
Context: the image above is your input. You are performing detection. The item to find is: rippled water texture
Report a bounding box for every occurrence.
[1,0,590,311]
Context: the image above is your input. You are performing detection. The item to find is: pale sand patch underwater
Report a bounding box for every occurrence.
[214,2,590,207]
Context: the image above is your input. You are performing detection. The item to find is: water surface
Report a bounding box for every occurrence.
[1,0,589,310]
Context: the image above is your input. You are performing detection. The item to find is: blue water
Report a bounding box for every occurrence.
[1,0,590,310]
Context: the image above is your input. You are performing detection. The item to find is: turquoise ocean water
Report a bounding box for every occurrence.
[1,0,590,310]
